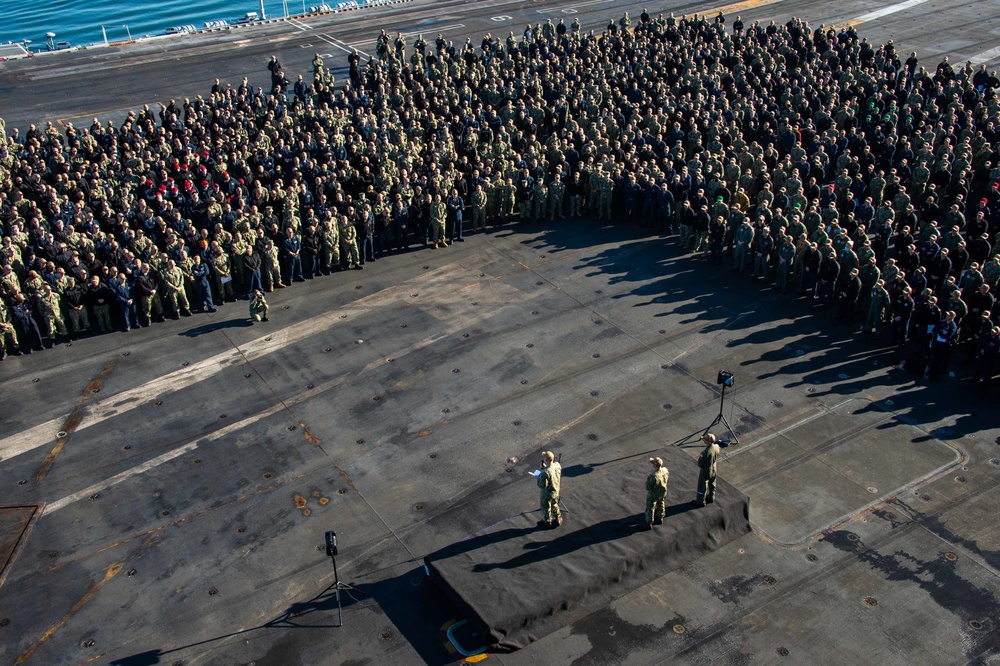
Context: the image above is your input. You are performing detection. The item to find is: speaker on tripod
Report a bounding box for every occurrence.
[325,530,356,627]
[704,370,738,445]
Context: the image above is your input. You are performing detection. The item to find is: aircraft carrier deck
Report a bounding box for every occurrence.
[1,1,999,664]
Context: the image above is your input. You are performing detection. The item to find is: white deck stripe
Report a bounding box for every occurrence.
[0,263,518,464]
[39,280,533,514]
[969,46,1000,66]
[536,0,613,12]
[41,308,513,515]
[852,0,931,23]
[40,369,360,515]
[42,403,285,515]
[318,33,369,59]
[399,24,464,38]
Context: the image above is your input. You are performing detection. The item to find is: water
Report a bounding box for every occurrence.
[0,0,313,50]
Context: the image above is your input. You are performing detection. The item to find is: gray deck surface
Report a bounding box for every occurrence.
[425,448,750,650]
[1,1,999,665]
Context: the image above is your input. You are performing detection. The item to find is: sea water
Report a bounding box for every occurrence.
[0,0,312,50]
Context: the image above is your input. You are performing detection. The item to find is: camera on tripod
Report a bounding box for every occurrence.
[717,370,734,387]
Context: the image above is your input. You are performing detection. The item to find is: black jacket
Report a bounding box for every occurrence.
[243,252,262,272]
[819,257,841,282]
[135,271,158,297]
[63,285,88,309]
[841,275,862,302]
[86,282,112,308]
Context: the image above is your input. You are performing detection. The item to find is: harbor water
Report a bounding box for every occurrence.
[0,0,318,51]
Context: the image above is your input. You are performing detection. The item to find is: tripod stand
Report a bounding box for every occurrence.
[328,553,357,627]
[703,381,739,445]
[323,532,357,628]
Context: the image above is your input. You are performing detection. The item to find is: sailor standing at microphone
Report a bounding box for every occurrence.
[533,451,562,528]
[645,457,669,529]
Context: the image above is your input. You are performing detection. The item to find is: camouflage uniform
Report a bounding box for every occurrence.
[776,236,796,290]
[532,180,548,222]
[547,176,565,220]
[696,436,721,505]
[230,237,248,292]
[733,221,755,272]
[599,171,615,219]
[499,179,516,223]
[858,261,881,313]
[23,273,44,299]
[569,176,583,217]
[38,288,68,340]
[178,255,195,304]
[0,299,19,356]
[983,258,1000,288]
[429,198,448,247]
[249,291,269,322]
[339,218,361,268]
[645,459,669,526]
[487,180,501,225]
[471,187,488,232]
[163,265,190,316]
[537,454,562,525]
[321,221,340,273]
[865,283,891,333]
[263,241,284,289]
[517,176,532,222]
[0,268,20,300]
[212,251,235,301]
